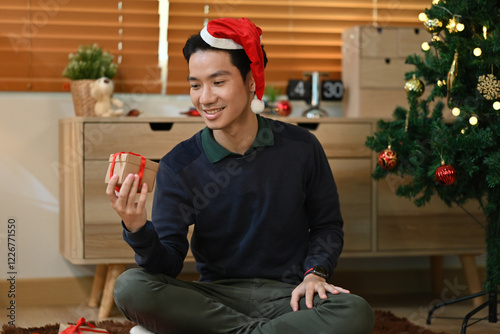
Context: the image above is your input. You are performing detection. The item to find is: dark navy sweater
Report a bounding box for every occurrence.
[123,116,344,284]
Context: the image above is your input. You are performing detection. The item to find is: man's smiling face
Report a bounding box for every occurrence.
[188,50,255,132]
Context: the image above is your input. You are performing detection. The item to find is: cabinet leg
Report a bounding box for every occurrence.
[459,254,484,307]
[88,264,108,308]
[98,264,126,319]
[430,255,444,297]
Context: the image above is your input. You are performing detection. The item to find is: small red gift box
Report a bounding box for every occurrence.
[58,318,109,334]
[104,152,159,193]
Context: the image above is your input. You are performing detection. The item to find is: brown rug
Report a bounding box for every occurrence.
[1,311,446,334]
[372,310,446,334]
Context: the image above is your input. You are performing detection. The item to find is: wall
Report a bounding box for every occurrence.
[0,92,194,280]
[1,92,84,280]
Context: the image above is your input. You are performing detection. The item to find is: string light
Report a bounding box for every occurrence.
[473,47,482,57]
[446,16,464,33]
[452,107,460,116]
[418,13,428,22]
[469,115,478,125]
[483,26,488,39]
[421,42,430,51]
[494,101,500,110]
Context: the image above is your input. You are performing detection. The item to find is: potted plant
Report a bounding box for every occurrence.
[264,85,292,116]
[63,44,118,116]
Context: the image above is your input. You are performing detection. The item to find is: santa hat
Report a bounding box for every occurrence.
[200,17,265,114]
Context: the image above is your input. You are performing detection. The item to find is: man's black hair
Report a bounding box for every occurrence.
[182,34,268,82]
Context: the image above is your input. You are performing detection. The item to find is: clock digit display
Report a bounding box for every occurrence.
[287,80,311,100]
[322,80,344,101]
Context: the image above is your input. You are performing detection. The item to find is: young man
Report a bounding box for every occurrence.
[107,17,374,333]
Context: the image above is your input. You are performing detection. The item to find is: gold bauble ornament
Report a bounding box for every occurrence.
[404,76,425,97]
[424,18,443,33]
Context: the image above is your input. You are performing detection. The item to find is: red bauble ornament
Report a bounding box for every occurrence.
[274,100,292,116]
[181,107,201,116]
[126,109,142,117]
[378,146,398,170]
[435,164,457,185]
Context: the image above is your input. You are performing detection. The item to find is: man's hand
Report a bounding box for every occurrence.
[290,273,350,312]
[106,173,148,233]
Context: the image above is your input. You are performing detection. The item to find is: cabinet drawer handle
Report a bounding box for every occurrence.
[149,123,173,131]
[297,123,319,130]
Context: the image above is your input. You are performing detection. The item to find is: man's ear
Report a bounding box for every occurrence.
[248,72,256,92]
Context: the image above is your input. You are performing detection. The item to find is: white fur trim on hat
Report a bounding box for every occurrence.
[251,97,265,114]
[200,26,243,50]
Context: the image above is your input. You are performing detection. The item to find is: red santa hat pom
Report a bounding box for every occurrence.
[200,17,265,114]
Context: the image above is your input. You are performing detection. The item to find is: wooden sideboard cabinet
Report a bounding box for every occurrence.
[59,117,375,265]
[59,116,485,318]
[341,26,431,119]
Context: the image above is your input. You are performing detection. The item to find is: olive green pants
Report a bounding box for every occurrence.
[113,268,374,334]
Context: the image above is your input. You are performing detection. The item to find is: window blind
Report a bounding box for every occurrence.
[0,0,161,93]
[166,0,429,94]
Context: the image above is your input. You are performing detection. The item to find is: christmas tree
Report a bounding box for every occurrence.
[365,0,500,324]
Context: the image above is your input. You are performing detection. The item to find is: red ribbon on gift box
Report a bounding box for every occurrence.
[60,318,109,334]
[110,151,147,193]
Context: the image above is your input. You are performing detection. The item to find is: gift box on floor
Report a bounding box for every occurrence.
[105,152,159,192]
[58,318,109,333]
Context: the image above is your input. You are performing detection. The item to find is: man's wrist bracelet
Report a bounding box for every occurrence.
[304,265,328,279]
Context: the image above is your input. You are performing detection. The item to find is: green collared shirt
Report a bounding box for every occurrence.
[201,115,275,163]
